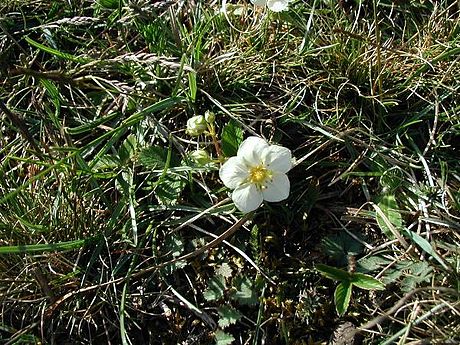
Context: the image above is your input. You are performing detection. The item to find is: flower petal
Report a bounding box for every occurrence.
[262,145,292,173]
[219,156,248,189]
[238,136,269,166]
[267,0,289,12]
[232,184,263,213]
[262,173,290,202]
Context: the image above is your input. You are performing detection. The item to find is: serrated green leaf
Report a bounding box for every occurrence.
[351,273,385,290]
[231,275,257,305]
[215,329,235,345]
[221,121,243,157]
[357,255,392,273]
[203,275,226,301]
[217,306,242,329]
[316,264,351,282]
[139,146,168,169]
[381,267,405,285]
[139,145,180,170]
[376,194,402,239]
[334,281,352,316]
[398,261,433,293]
[155,173,185,205]
[410,261,433,276]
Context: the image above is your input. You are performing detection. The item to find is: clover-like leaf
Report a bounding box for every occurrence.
[203,275,226,301]
[231,275,257,305]
[215,329,235,345]
[139,146,168,169]
[217,306,242,329]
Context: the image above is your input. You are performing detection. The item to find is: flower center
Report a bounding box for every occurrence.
[249,165,270,185]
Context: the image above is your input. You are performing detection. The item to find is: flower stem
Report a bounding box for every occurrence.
[208,123,223,160]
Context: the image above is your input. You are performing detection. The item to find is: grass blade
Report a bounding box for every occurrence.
[0,237,97,254]
[25,36,91,63]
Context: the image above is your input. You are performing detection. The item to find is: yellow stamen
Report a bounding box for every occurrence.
[249,165,270,184]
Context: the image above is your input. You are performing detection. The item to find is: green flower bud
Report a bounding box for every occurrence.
[186,115,207,136]
[204,110,215,124]
[190,149,211,165]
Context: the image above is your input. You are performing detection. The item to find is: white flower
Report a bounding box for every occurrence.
[219,136,292,213]
[186,115,207,136]
[267,0,290,12]
[251,0,291,12]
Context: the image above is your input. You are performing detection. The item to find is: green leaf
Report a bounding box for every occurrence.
[316,264,351,282]
[139,146,168,169]
[334,281,352,316]
[40,79,61,127]
[231,275,257,305]
[215,329,235,345]
[119,135,138,164]
[357,255,392,273]
[203,275,226,301]
[400,261,433,293]
[376,194,402,239]
[351,273,385,290]
[381,263,409,285]
[155,173,185,205]
[221,121,243,157]
[139,145,180,170]
[217,306,242,329]
[402,229,449,270]
[356,255,391,273]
